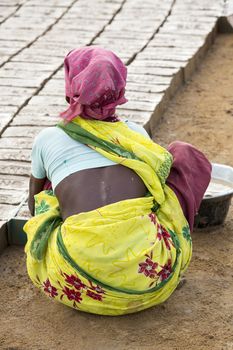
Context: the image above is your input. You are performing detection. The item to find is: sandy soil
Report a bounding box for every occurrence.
[0,34,233,350]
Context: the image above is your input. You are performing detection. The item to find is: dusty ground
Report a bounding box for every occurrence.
[0,34,233,350]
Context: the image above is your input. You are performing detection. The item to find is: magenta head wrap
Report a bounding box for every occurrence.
[60,46,128,122]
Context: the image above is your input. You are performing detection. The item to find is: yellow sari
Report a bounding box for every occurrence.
[24,118,192,315]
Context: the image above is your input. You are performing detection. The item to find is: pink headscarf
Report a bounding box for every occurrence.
[60,46,128,122]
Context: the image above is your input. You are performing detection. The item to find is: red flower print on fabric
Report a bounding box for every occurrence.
[157,224,174,251]
[86,290,103,301]
[148,212,156,225]
[158,259,172,281]
[61,286,82,303]
[149,213,174,251]
[138,258,158,278]
[42,278,58,298]
[64,273,85,291]
[89,281,105,295]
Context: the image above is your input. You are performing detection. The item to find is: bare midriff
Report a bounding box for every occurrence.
[55,165,147,220]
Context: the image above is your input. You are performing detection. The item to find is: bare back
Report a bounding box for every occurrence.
[55,165,147,220]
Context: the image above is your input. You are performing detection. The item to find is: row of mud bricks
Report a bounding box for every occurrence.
[0,0,233,252]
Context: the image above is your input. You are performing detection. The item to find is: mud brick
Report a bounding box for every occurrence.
[0,204,18,221]
[109,11,163,22]
[128,66,179,77]
[0,46,25,56]
[173,5,222,14]
[127,74,172,85]
[117,99,159,112]
[0,175,28,190]
[43,26,97,38]
[0,189,26,205]
[28,45,69,59]
[151,31,206,39]
[15,203,31,219]
[15,104,62,118]
[149,37,204,49]
[148,41,203,50]
[37,30,92,43]
[107,20,161,33]
[94,39,142,51]
[0,161,30,176]
[0,39,24,49]
[126,83,169,93]
[0,68,50,80]
[67,2,121,17]
[39,85,65,96]
[2,126,43,138]
[123,1,169,9]
[137,51,192,62]
[55,19,107,31]
[0,28,42,42]
[0,106,18,117]
[116,7,167,17]
[5,62,57,72]
[12,115,59,127]
[151,32,205,40]
[97,30,152,40]
[11,53,62,65]
[0,137,33,150]
[163,20,216,31]
[2,17,54,30]
[170,15,218,23]
[172,8,220,17]
[0,96,28,107]
[125,91,164,103]
[34,41,84,55]
[143,47,198,56]
[130,60,186,68]
[28,95,66,107]
[0,86,35,96]
[15,6,64,18]
[24,0,73,6]
[0,77,41,88]
[14,109,60,120]
[0,149,31,162]
[136,50,189,62]
[0,0,25,4]
[116,109,152,125]
[160,26,214,36]
[14,45,65,58]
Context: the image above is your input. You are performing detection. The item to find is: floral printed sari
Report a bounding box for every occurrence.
[24,117,192,316]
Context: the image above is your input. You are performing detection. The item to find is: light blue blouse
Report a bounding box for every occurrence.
[31,121,150,190]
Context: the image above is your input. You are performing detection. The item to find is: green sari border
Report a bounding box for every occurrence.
[57,121,141,161]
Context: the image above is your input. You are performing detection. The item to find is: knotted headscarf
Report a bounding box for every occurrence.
[60,46,128,122]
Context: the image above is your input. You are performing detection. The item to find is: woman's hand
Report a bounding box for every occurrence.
[28,175,46,216]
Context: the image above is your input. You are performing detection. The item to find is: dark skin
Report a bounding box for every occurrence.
[28,176,46,216]
[29,166,147,220]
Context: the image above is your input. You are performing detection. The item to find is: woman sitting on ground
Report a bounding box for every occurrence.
[24,47,211,316]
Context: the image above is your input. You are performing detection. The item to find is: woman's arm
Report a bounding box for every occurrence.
[28,175,46,216]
